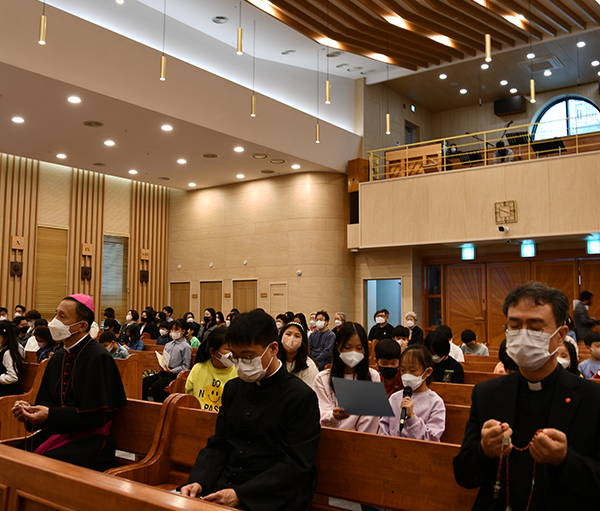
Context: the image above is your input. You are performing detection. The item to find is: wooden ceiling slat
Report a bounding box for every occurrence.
[446,0,540,41]
[546,0,587,28]
[496,0,558,35]
[516,0,573,32]
[569,0,600,25]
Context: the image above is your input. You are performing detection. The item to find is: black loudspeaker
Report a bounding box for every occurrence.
[350,191,359,224]
[140,270,149,283]
[494,95,526,116]
[81,266,92,280]
[10,261,22,276]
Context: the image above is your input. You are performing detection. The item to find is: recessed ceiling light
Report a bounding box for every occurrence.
[177,158,187,164]
[129,169,138,174]
[11,117,24,123]
[56,154,67,159]
[439,73,447,79]
[500,80,508,85]
[592,60,600,67]
[577,41,586,48]
[188,182,197,187]
[68,96,81,103]
[281,50,296,55]
[336,63,349,68]
[116,0,124,4]
[234,146,244,153]
[544,70,552,76]
[251,153,268,159]
[510,88,518,93]
[212,16,229,24]
[460,88,467,94]
[269,159,285,164]
[236,174,245,179]
[527,52,535,59]
[161,125,173,131]
[598,71,600,76]
[481,63,489,70]
[347,66,363,72]
[291,164,301,169]
[104,140,115,146]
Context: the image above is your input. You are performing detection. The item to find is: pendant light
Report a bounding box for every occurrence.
[39,1,47,45]
[325,0,331,104]
[160,0,167,81]
[485,34,492,62]
[385,36,391,135]
[251,21,256,117]
[528,1,535,103]
[237,0,243,55]
[316,48,321,143]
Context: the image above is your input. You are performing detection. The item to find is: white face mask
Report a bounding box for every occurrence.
[401,371,427,391]
[0,316,6,322]
[214,350,235,368]
[334,320,342,327]
[506,328,561,372]
[309,320,316,328]
[170,331,182,341]
[225,320,231,327]
[126,314,133,322]
[186,317,194,323]
[276,321,284,329]
[339,351,364,368]
[14,312,21,317]
[316,320,326,330]
[37,340,47,349]
[375,316,385,325]
[282,334,302,353]
[431,354,443,364]
[48,317,83,341]
[557,357,570,369]
[234,345,274,383]
[159,328,168,337]
[406,320,415,328]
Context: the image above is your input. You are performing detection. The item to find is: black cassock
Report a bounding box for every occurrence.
[18,335,128,471]
[187,364,321,511]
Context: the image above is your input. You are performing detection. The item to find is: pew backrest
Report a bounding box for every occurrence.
[464,371,502,385]
[115,354,142,400]
[429,382,474,406]
[440,404,470,444]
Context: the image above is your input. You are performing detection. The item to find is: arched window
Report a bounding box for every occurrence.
[532,95,600,141]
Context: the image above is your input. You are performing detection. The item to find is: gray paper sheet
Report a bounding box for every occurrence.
[332,377,395,417]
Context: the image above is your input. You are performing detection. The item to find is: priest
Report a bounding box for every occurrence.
[12,295,128,471]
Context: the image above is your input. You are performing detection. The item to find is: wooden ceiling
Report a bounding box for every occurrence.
[261,0,600,71]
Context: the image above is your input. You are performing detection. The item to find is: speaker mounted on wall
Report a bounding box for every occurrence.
[140,270,149,283]
[10,261,23,277]
[81,266,92,281]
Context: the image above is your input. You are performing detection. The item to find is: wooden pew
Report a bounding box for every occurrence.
[0,359,49,440]
[430,382,474,406]
[461,361,498,373]
[0,443,234,511]
[115,354,142,400]
[168,370,190,394]
[110,397,477,510]
[464,371,502,385]
[440,404,470,445]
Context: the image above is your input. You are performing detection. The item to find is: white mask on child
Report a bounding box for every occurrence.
[276,321,284,329]
[170,331,182,340]
[339,351,364,368]
[401,371,427,391]
[214,350,235,368]
[234,345,273,382]
[557,357,570,369]
[126,314,133,322]
[225,320,231,327]
[375,317,385,324]
[159,328,168,337]
[506,328,560,372]
[431,354,443,364]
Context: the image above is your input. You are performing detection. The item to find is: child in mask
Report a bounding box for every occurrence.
[557,340,582,377]
[142,319,192,402]
[33,326,58,363]
[186,326,236,411]
[277,321,318,387]
[156,321,172,346]
[98,331,129,359]
[426,328,465,383]
[578,331,600,378]
[375,338,403,397]
[379,345,445,441]
[0,320,23,397]
[312,322,380,433]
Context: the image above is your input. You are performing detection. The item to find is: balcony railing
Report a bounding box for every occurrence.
[367,115,600,181]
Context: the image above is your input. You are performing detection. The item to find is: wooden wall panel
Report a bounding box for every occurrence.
[578,259,600,331]
[0,154,39,312]
[446,264,486,342]
[68,169,105,310]
[200,282,222,315]
[233,280,258,313]
[130,182,169,313]
[169,282,190,320]
[531,260,578,308]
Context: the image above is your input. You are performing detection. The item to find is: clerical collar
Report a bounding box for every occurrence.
[519,363,561,392]
[64,334,91,353]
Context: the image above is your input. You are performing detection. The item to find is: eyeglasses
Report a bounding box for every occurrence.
[229,343,272,364]
[505,327,554,339]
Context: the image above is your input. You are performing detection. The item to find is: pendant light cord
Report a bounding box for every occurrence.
[162,0,167,55]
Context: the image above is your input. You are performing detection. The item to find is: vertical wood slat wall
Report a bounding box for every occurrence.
[68,169,105,307]
[129,181,169,313]
[0,154,39,312]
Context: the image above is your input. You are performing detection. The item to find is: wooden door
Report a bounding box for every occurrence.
[531,260,578,309]
[446,264,486,342]
[200,281,223,315]
[233,280,257,313]
[486,262,530,346]
[579,259,600,332]
[169,282,190,320]
[269,283,287,317]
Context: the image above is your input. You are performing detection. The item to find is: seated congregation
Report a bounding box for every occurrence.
[1,281,600,510]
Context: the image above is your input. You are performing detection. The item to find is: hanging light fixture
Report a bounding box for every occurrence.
[251,20,257,117]
[385,35,391,135]
[485,34,492,62]
[159,0,167,81]
[527,1,535,103]
[237,0,243,55]
[316,48,321,143]
[325,0,331,104]
[39,1,47,45]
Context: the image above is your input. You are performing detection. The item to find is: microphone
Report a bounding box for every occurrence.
[399,386,413,433]
[507,120,514,126]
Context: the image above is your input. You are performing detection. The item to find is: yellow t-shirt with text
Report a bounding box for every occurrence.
[185,359,237,412]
